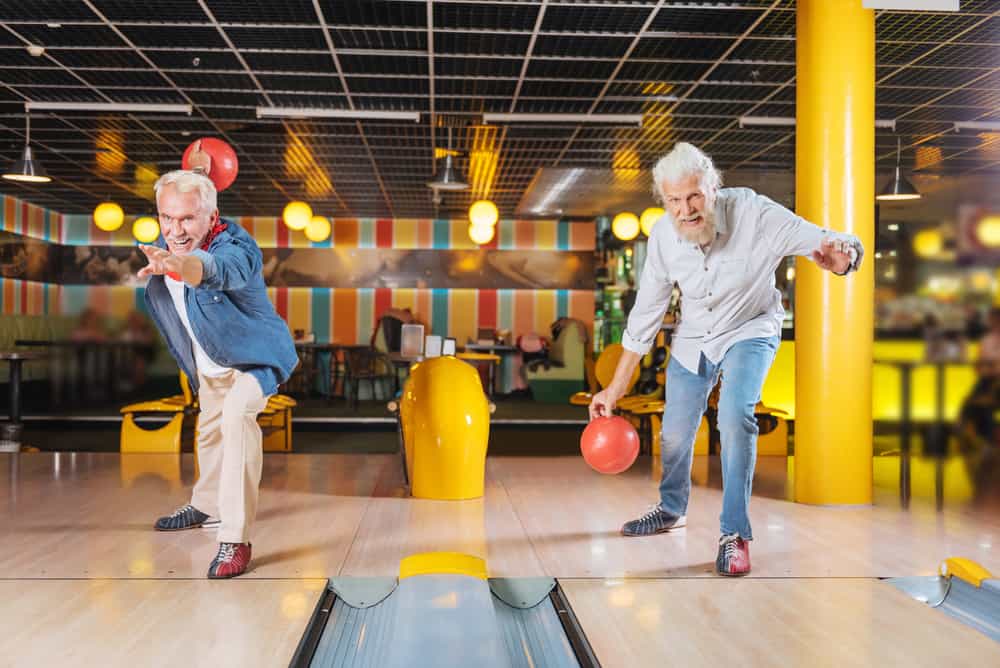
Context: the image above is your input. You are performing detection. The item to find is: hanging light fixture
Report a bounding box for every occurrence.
[283,201,312,231]
[639,207,664,237]
[469,199,499,227]
[468,222,495,245]
[132,216,160,243]
[612,212,640,241]
[305,215,331,243]
[427,127,468,192]
[876,136,921,201]
[3,112,51,183]
[93,202,125,232]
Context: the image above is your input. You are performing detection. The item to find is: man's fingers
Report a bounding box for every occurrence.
[137,266,154,277]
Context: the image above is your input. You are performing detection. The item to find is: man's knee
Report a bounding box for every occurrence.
[718,401,757,436]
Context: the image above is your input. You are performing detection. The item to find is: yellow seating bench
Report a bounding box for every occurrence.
[120,371,296,453]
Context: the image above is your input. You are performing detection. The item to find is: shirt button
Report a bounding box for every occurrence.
[704,266,708,271]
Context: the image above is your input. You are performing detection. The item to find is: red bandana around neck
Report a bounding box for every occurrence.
[166,221,228,282]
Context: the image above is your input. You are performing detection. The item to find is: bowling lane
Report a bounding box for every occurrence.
[0,579,327,667]
[561,578,1000,667]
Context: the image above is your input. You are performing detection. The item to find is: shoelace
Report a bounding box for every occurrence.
[215,543,237,563]
[169,505,194,518]
[720,535,741,560]
[638,504,664,523]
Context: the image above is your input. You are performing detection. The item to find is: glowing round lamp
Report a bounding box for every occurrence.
[639,207,664,237]
[132,216,160,243]
[469,223,495,245]
[912,228,942,258]
[93,202,124,232]
[469,199,499,227]
[283,201,312,231]
[305,215,331,243]
[612,212,639,241]
[975,215,1000,248]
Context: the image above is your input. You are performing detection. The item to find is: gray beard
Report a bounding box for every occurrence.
[674,212,716,246]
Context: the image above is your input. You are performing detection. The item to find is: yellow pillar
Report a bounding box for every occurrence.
[794,0,875,505]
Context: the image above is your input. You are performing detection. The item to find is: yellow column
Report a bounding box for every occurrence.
[794,0,875,505]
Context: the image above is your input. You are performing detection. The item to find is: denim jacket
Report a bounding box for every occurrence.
[143,218,298,396]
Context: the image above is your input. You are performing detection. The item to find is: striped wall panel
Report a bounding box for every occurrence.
[3,199,596,343]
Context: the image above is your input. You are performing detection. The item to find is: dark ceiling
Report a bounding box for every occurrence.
[0,0,996,218]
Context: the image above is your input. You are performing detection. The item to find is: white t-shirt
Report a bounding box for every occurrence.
[165,276,232,378]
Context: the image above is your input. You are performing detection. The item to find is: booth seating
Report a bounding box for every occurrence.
[120,371,296,453]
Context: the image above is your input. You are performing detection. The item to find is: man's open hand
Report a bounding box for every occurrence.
[811,238,853,274]
[137,244,183,279]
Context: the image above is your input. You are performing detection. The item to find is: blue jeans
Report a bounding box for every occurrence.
[658,336,780,540]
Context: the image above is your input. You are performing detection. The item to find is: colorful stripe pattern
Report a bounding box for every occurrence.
[59,215,594,251]
[4,198,596,344]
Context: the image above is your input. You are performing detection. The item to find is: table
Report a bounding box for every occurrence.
[15,339,153,405]
[292,342,368,398]
[387,352,501,399]
[457,352,501,399]
[463,343,519,394]
[1,351,48,452]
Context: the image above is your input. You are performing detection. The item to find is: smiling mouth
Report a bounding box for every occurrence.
[167,236,194,252]
[680,216,703,227]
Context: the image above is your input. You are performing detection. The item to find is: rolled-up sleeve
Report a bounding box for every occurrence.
[757,193,864,274]
[622,225,673,355]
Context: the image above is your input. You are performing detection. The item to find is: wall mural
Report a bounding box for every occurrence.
[0,230,593,290]
[261,248,592,289]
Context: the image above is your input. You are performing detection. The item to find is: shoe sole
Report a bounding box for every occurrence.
[207,569,248,579]
[620,518,687,537]
[154,523,206,532]
[716,569,750,577]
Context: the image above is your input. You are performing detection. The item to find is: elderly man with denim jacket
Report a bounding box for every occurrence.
[138,169,297,579]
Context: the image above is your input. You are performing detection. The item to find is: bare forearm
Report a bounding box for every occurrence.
[180,254,204,286]
[608,350,641,396]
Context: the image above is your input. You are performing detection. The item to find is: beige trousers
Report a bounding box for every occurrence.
[190,370,269,544]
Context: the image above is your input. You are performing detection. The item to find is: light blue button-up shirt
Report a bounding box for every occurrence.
[622,187,864,373]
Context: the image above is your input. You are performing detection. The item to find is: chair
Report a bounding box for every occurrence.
[344,347,394,410]
[119,370,197,453]
[120,370,298,453]
[523,318,588,403]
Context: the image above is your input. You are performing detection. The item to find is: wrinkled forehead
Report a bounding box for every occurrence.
[660,173,711,200]
[156,183,208,217]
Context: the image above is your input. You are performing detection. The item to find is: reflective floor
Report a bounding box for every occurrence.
[1,450,998,665]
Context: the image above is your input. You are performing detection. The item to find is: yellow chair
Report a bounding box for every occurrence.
[569,343,642,407]
[120,371,297,453]
[572,344,664,454]
[120,371,197,453]
[260,394,296,452]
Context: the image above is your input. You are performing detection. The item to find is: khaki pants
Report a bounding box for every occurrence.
[190,370,269,544]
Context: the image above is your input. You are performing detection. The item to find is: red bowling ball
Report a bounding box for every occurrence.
[580,415,639,474]
[181,137,239,192]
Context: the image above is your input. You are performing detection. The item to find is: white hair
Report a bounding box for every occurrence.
[651,142,723,203]
[154,169,218,214]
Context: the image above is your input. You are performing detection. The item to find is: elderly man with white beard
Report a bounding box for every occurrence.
[589,142,864,576]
